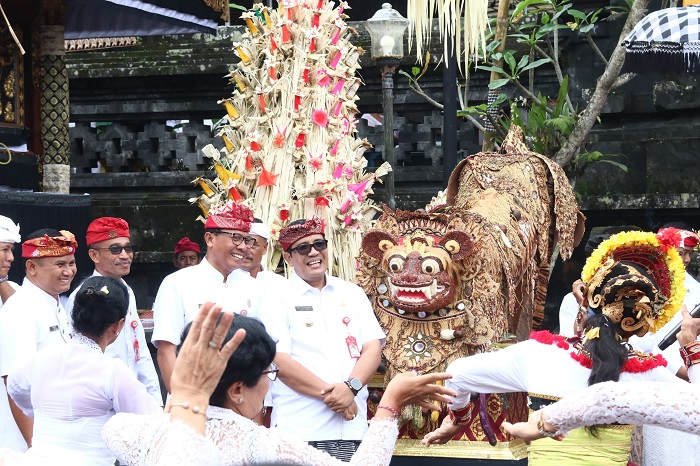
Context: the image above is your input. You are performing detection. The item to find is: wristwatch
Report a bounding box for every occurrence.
[345,377,363,396]
[0,276,8,284]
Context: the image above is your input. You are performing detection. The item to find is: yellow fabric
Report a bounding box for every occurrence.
[528,424,633,466]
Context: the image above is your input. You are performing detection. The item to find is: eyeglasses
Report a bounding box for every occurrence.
[214,231,258,248]
[288,239,328,256]
[261,363,279,381]
[92,245,134,255]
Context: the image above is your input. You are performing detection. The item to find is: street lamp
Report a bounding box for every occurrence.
[366,3,408,211]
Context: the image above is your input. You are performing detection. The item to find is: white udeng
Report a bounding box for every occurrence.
[102,407,399,466]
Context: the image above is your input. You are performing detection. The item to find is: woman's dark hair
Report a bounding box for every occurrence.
[582,260,659,387]
[180,315,276,408]
[71,276,129,339]
[581,314,628,387]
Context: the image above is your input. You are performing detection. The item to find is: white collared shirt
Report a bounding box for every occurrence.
[66,271,163,406]
[0,278,70,377]
[152,257,262,347]
[272,273,385,442]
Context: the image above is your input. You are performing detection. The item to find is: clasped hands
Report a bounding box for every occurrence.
[321,382,357,421]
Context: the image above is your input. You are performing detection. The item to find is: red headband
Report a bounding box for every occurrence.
[174,237,201,255]
[278,216,325,251]
[657,227,699,250]
[86,217,130,245]
[22,230,78,258]
[204,202,253,232]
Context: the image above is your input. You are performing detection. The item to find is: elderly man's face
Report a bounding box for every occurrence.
[239,234,267,274]
[27,254,77,297]
[175,251,200,269]
[89,236,133,278]
[0,242,14,278]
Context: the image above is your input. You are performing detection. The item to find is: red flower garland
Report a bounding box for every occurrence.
[529,330,570,350]
[530,331,667,373]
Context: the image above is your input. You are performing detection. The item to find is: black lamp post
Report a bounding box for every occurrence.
[366,3,408,210]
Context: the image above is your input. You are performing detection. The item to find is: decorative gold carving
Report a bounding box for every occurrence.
[4,70,14,97]
[393,438,528,460]
[3,102,13,122]
[0,25,25,126]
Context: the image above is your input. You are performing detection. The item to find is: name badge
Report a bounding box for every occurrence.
[346,335,361,359]
[49,325,59,332]
[295,306,313,312]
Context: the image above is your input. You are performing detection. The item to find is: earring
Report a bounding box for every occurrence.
[238,397,244,404]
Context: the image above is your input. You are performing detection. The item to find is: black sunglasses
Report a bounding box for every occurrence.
[92,245,134,255]
[261,363,279,381]
[214,231,258,248]
[288,239,328,256]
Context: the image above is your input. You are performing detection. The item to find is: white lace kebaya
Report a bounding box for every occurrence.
[541,380,700,437]
[103,406,399,466]
[7,332,161,466]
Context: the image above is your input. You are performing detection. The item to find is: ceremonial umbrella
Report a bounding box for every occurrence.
[623,6,700,73]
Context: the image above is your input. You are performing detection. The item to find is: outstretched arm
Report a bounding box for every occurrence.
[503,381,700,443]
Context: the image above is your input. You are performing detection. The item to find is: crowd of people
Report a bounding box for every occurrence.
[0,203,699,466]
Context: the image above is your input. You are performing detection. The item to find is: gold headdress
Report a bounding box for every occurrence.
[582,231,686,335]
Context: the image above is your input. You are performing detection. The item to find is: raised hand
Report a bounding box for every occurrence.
[169,302,245,402]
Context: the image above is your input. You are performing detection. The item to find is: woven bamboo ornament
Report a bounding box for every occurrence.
[193,0,391,280]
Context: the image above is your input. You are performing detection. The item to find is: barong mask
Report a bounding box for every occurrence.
[362,228,472,313]
[582,231,686,337]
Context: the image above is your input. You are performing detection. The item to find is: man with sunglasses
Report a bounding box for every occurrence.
[271,217,384,461]
[152,202,266,394]
[65,217,162,406]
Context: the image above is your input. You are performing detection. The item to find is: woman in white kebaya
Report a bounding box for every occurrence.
[6,276,161,465]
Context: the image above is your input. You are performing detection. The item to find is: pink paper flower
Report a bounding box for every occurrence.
[312,109,329,127]
[316,69,331,87]
[308,154,323,171]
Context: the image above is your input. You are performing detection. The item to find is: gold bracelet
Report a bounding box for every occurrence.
[170,401,206,416]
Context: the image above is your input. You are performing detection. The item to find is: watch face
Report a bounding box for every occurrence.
[349,378,362,390]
